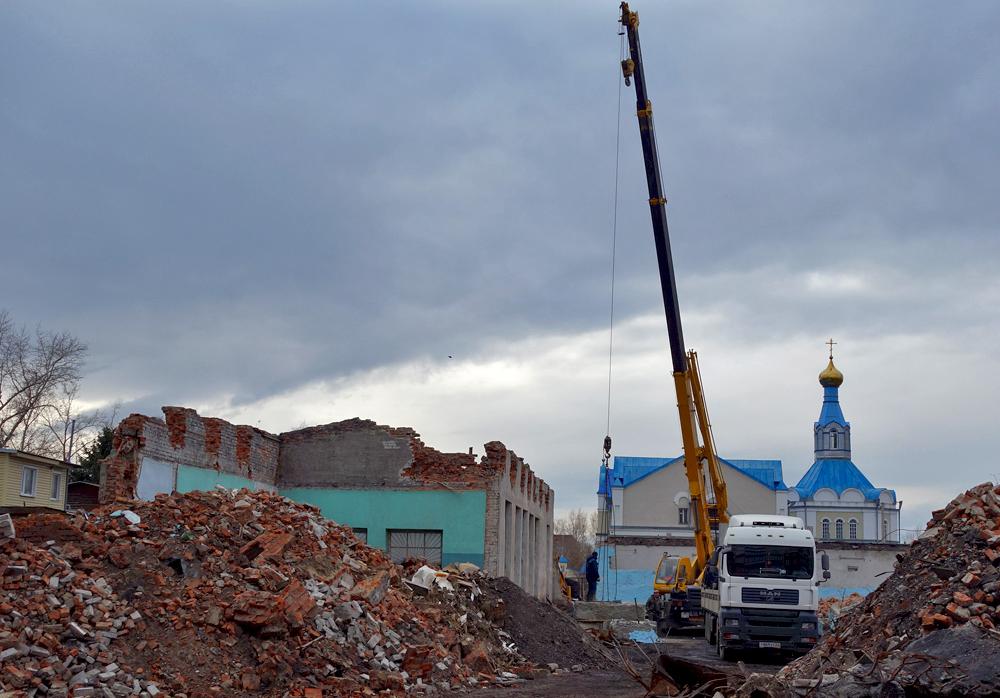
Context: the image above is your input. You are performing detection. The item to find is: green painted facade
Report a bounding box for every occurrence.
[176,465,273,494]
[279,487,486,567]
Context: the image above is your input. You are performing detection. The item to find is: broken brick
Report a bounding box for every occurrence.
[239,531,293,562]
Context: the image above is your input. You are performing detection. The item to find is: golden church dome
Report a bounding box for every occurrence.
[818,359,844,388]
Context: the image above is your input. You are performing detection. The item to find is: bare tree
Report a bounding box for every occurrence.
[555,508,597,545]
[0,310,88,459]
[38,383,119,463]
[554,508,599,569]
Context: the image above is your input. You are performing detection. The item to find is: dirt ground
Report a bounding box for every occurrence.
[470,633,786,697]
[472,670,644,697]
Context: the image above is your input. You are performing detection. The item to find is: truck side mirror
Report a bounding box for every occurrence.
[817,552,831,583]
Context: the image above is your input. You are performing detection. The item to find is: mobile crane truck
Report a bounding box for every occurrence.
[618,3,831,656]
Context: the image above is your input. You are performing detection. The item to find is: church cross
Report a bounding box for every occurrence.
[826,337,837,360]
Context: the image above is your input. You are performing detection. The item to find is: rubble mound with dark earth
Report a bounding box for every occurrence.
[0,488,598,697]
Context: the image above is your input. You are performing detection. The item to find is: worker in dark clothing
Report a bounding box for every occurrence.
[585,551,600,601]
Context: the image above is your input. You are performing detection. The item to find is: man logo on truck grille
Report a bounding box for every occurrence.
[742,587,798,604]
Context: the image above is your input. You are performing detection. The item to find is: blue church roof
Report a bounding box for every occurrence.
[793,458,895,502]
[817,386,847,426]
[598,455,787,495]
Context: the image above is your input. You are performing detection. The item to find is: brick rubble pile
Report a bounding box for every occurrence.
[738,482,1000,697]
[0,488,549,697]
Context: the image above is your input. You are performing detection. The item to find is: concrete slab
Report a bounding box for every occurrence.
[573,601,645,623]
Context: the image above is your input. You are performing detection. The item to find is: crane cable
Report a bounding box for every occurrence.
[605,25,625,445]
[600,23,627,603]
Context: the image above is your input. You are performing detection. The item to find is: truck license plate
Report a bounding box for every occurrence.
[758,641,781,649]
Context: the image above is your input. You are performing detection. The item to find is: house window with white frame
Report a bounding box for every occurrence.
[835,518,844,539]
[21,466,38,497]
[849,518,858,540]
[51,472,63,500]
[821,518,831,539]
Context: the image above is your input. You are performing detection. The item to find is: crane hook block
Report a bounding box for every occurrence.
[603,435,612,459]
[621,59,634,87]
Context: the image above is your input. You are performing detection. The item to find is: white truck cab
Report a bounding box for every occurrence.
[701,515,830,659]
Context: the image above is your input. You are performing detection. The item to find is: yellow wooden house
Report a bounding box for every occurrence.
[0,448,71,512]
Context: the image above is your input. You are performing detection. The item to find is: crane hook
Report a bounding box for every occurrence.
[621,59,634,87]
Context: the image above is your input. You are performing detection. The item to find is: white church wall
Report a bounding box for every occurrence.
[820,542,907,591]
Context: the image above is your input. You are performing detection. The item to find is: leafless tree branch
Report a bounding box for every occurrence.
[0,310,91,459]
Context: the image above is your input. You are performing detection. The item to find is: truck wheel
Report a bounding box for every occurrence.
[716,624,734,661]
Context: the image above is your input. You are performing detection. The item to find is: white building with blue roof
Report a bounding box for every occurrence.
[597,455,791,540]
[786,351,901,543]
[592,347,905,602]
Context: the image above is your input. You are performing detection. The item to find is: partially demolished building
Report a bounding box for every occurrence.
[102,407,554,599]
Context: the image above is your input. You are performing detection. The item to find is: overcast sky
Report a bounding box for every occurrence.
[3,1,998,535]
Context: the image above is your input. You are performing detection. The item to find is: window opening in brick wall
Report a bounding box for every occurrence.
[388,529,443,565]
[21,466,37,497]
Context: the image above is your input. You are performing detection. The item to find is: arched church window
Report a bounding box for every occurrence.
[835,519,844,539]
[821,518,830,539]
[831,432,838,449]
[883,518,889,540]
[849,519,858,540]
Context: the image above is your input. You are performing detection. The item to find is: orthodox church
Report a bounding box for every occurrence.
[787,344,901,543]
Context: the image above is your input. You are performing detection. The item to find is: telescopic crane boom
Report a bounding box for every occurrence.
[619,1,729,606]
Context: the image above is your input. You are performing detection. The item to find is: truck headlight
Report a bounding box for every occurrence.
[801,622,816,631]
[725,618,740,627]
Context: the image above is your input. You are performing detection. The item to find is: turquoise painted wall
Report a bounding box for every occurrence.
[279,487,486,567]
[176,465,273,494]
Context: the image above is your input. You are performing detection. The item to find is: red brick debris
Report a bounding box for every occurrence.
[1,489,564,697]
[162,406,191,450]
[737,482,1000,697]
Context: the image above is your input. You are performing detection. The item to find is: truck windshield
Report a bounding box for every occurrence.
[727,545,814,580]
[655,557,679,585]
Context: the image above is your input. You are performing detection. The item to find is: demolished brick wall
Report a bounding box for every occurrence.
[100,413,150,504]
[100,407,555,598]
[103,408,551,507]
[101,408,280,504]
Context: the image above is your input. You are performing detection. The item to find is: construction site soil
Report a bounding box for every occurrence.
[480,577,610,671]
